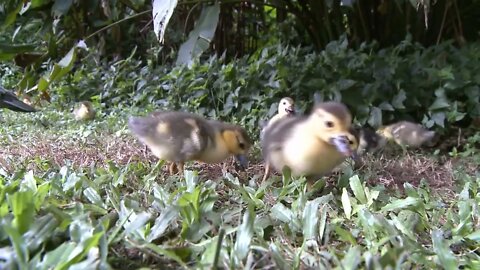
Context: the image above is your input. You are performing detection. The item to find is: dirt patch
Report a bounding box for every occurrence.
[0,135,153,171]
[1,134,477,198]
[357,152,469,199]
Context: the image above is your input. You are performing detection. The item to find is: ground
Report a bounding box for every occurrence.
[0,107,479,269]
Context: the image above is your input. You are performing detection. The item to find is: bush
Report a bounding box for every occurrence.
[40,37,480,138]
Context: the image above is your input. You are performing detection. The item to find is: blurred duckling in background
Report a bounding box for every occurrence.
[260,97,296,175]
[332,125,385,172]
[261,101,357,185]
[73,101,96,121]
[350,125,386,156]
[260,97,296,139]
[22,95,33,106]
[267,97,295,126]
[377,120,436,151]
[128,111,252,175]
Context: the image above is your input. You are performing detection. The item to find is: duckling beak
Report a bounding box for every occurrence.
[329,136,354,157]
[235,154,249,169]
[285,107,295,115]
[350,151,359,161]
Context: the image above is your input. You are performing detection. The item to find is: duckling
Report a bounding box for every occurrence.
[377,120,436,150]
[73,101,96,121]
[128,111,252,175]
[350,125,387,156]
[332,126,384,172]
[22,95,33,106]
[260,97,296,134]
[267,97,295,126]
[260,97,296,176]
[261,101,357,184]
[0,86,37,112]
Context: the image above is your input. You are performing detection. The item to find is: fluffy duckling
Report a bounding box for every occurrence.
[377,120,436,150]
[261,101,357,184]
[332,126,384,172]
[22,95,33,106]
[260,97,296,175]
[128,111,252,175]
[350,125,386,156]
[260,97,296,139]
[267,97,295,126]
[73,101,96,121]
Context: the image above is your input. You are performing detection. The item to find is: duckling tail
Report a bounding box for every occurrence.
[424,130,436,140]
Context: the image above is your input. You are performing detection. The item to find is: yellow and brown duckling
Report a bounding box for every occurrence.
[377,120,436,150]
[350,125,386,156]
[261,101,357,184]
[331,125,385,172]
[73,101,96,121]
[128,111,252,175]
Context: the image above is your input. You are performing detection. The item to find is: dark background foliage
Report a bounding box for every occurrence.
[1,0,479,134]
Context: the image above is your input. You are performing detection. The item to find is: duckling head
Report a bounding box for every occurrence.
[307,101,356,157]
[353,126,387,155]
[219,125,252,168]
[376,125,393,139]
[278,97,295,116]
[74,101,95,121]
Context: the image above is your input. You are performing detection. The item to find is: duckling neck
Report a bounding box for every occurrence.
[196,133,231,163]
[281,121,346,177]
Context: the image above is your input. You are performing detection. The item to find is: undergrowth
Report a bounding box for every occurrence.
[5,37,480,135]
[1,38,480,269]
[0,106,479,269]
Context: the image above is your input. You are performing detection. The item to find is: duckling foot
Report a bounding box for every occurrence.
[261,163,271,184]
[168,162,184,175]
[168,162,178,175]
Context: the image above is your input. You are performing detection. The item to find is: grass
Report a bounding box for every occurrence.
[0,104,479,269]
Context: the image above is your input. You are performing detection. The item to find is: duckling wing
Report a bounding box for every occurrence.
[261,116,306,159]
[390,121,431,147]
[129,112,210,161]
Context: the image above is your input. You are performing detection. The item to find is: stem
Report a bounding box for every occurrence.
[184,2,201,34]
[84,9,151,41]
[355,0,370,41]
[436,0,450,45]
[180,0,281,9]
[452,0,464,43]
[211,228,225,270]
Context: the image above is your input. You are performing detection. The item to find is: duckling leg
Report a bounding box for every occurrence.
[177,162,184,175]
[261,163,271,184]
[168,162,178,175]
[399,144,408,156]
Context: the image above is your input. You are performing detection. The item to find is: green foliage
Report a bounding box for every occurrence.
[1,103,480,269]
[1,161,479,268]
[3,0,480,101]
[44,38,480,137]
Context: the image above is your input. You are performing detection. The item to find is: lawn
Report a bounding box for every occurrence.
[0,106,479,269]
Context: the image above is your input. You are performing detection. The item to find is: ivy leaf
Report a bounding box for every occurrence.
[367,107,382,127]
[392,89,407,109]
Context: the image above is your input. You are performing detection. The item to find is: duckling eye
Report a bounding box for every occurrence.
[325,121,334,128]
[238,142,245,149]
[282,102,286,105]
